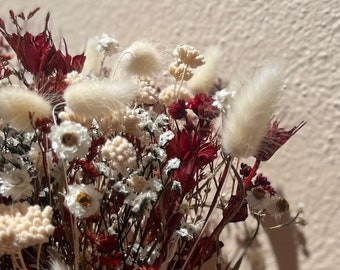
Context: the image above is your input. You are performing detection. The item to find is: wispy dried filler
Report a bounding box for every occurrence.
[221,62,285,158]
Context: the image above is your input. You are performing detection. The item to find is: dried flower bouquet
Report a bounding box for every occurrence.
[0,8,306,270]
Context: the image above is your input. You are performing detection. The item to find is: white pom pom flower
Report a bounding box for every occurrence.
[48,121,91,161]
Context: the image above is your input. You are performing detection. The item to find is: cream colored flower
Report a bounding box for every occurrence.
[159,84,191,106]
[48,121,91,161]
[136,77,159,105]
[101,136,137,176]
[64,183,103,219]
[173,45,205,68]
[0,169,33,200]
[0,202,54,253]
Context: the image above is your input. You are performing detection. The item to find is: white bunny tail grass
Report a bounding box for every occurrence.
[50,259,70,270]
[63,79,138,119]
[187,46,221,95]
[81,38,102,77]
[221,61,285,158]
[0,86,52,131]
[116,40,161,77]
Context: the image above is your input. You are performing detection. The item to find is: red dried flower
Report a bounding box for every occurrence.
[187,93,219,120]
[255,121,306,161]
[168,99,187,119]
[166,129,218,194]
[0,11,85,77]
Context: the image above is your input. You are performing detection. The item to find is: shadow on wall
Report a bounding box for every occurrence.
[262,210,309,270]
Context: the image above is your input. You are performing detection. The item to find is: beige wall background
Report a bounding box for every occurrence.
[0,0,339,269]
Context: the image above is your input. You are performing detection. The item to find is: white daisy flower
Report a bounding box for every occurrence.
[64,184,103,219]
[266,196,290,220]
[246,187,271,211]
[0,169,33,200]
[48,121,91,161]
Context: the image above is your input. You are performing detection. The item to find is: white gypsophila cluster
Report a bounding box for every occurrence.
[212,88,236,112]
[158,130,175,147]
[139,242,160,265]
[165,158,181,175]
[171,180,182,193]
[101,136,137,176]
[0,202,55,253]
[48,121,92,161]
[96,34,119,57]
[64,183,103,219]
[0,169,33,200]
[142,144,166,166]
[137,77,159,105]
[126,175,162,194]
[175,220,204,240]
[135,108,155,132]
[158,84,191,106]
[128,190,158,216]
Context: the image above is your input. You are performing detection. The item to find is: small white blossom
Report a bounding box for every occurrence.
[165,158,181,175]
[0,169,33,200]
[96,34,119,57]
[139,242,160,265]
[213,88,235,112]
[64,184,103,219]
[159,130,175,147]
[171,180,182,192]
[175,220,204,240]
[48,121,91,161]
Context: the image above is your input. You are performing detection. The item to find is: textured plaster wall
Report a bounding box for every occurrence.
[0,0,339,269]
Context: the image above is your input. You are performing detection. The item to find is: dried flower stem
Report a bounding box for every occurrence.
[181,155,233,270]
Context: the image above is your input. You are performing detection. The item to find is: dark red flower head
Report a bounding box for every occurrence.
[255,121,306,161]
[168,99,187,119]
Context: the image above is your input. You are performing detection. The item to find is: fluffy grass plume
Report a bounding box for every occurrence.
[118,40,161,76]
[187,46,221,94]
[50,259,69,270]
[221,61,285,158]
[63,79,137,119]
[0,86,52,131]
